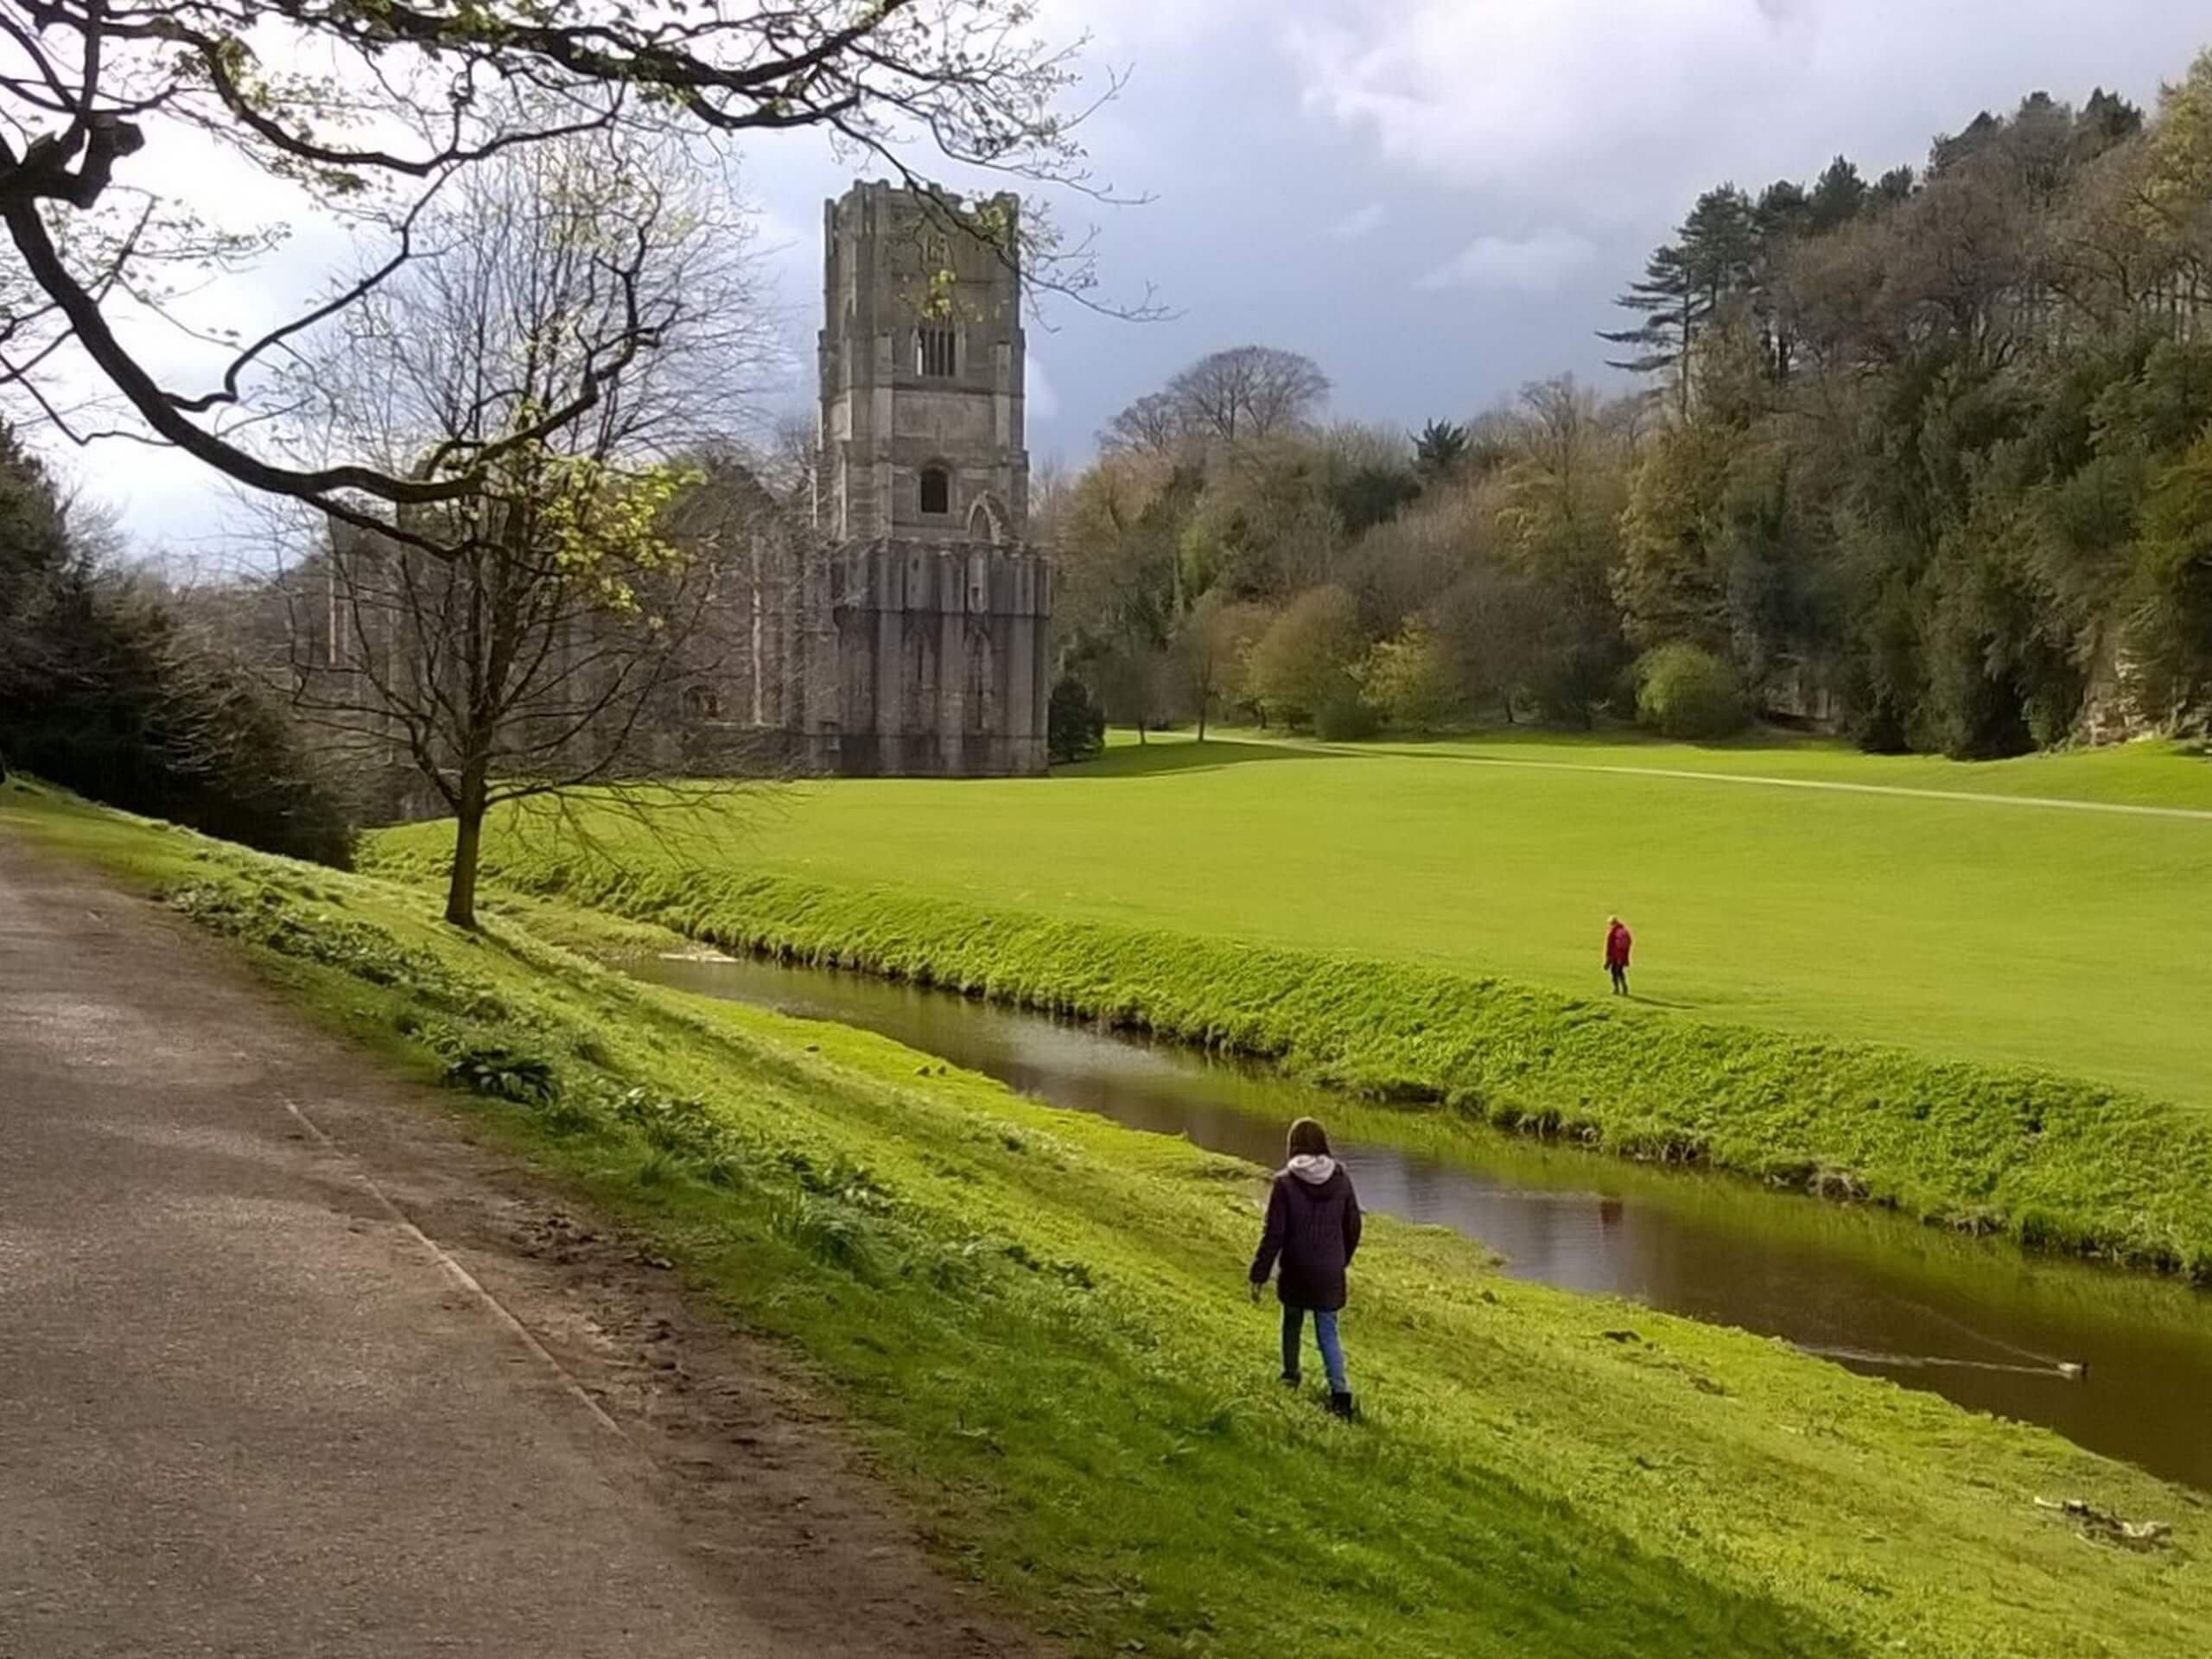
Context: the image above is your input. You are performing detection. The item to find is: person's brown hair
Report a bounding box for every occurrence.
[1287,1116,1331,1159]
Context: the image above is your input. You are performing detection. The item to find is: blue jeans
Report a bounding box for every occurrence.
[1281,1306,1348,1393]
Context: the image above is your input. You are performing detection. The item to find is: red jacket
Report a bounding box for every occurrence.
[1605,923,1633,967]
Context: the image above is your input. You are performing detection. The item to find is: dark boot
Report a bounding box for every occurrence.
[1279,1371,1301,1389]
[1327,1390,1357,1419]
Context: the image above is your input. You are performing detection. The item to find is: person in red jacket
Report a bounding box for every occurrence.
[1605,915,1633,996]
[1249,1116,1363,1418]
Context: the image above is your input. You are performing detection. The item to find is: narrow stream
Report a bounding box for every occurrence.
[640,952,2212,1491]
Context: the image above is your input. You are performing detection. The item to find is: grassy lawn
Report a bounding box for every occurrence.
[1262,727,2212,810]
[388,729,2210,1109]
[12,779,2212,1659]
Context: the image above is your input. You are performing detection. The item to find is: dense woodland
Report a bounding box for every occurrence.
[0,427,353,861]
[1053,52,2212,756]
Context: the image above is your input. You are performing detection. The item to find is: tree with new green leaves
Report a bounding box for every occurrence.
[1357,620,1457,733]
[1616,419,1735,654]
[1055,449,1189,714]
[1175,437,1339,601]
[1245,584,1363,729]
[1636,643,1747,739]
[1490,378,1637,723]
[1429,562,1546,725]
[2138,50,2212,305]
[2128,429,2212,726]
[283,123,768,927]
[0,1,1104,543]
[1169,590,1271,741]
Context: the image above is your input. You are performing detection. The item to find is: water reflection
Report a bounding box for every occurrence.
[640,952,2212,1491]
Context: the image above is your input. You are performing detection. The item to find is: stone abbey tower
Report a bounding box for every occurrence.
[797,180,1052,776]
[295,182,1053,812]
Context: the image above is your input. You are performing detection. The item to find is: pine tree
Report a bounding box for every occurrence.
[1599,242,1701,412]
[1602,187,1760,412]
[1808,156,1869,232]
[1414,419,1471,480]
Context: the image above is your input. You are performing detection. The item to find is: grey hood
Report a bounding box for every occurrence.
[1286,1153,1338,1185]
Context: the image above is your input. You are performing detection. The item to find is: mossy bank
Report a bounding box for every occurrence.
[11,780,2211,1658]
[366,830,2212,1284]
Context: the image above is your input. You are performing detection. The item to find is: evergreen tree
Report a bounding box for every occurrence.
[1414,420,1471,480]
[1599,241,1701,410]
[1808,156,1870,232]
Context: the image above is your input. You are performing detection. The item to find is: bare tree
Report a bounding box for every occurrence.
[1165,346,1330,444]
[0,1,1114,534]
[281,122,772,926]
[1101,346,1331,454]
[1100,388,1189,458]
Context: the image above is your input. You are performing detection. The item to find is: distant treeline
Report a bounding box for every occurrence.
[1053,51,2212,757]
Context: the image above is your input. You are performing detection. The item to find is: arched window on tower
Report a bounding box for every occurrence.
[918,467,951,516]
[967,494,1008,544]
[916,321,957,378]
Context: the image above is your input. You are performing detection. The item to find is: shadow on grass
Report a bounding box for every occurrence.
[1054,735,1340,779]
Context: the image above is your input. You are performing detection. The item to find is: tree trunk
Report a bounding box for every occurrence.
[445,766,488,929]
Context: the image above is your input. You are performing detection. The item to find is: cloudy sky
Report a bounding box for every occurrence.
[53,1,2212,556]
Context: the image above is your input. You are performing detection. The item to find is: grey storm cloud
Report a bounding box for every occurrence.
[54,2,2212,552]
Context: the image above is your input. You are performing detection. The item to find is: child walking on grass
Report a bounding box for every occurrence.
[1249,1116,1363,1418]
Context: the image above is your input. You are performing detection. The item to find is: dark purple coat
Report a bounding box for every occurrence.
[1249,1162,1363,1312]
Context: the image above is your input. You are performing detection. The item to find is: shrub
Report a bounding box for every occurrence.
[1357,619,1458,732]
[443,1046,561,1106]
[1635,643,1747,739]
[1245,585,1363,728]
[1313,688,1381,741]
[1047,675,1106,765]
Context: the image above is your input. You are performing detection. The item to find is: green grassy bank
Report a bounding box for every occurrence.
[12,782,2212,1657]
[371,732,2212,1107]
[365,827,2212,1282]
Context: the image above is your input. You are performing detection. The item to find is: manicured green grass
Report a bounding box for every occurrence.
[377,729,2212,1108]
[14,780,2212,1659]
[370,847,2212,1276]
[1266,726,2212,810]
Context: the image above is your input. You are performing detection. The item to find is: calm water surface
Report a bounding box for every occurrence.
[640,952,2212,1491]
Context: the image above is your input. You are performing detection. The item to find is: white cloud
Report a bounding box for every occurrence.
[1281,0,2212,219]
[1329,202,1389,241]
[1416,229,1597,293]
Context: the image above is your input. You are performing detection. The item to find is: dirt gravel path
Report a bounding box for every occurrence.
[0,834,1039,1659]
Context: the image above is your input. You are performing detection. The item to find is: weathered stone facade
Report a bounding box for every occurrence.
[296,180,1053,804]
[690,180,1052,777]
[820,180,1032,547]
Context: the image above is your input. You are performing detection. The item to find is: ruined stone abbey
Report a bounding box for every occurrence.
[696,181,1054,777]
[305,181,1052,807]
